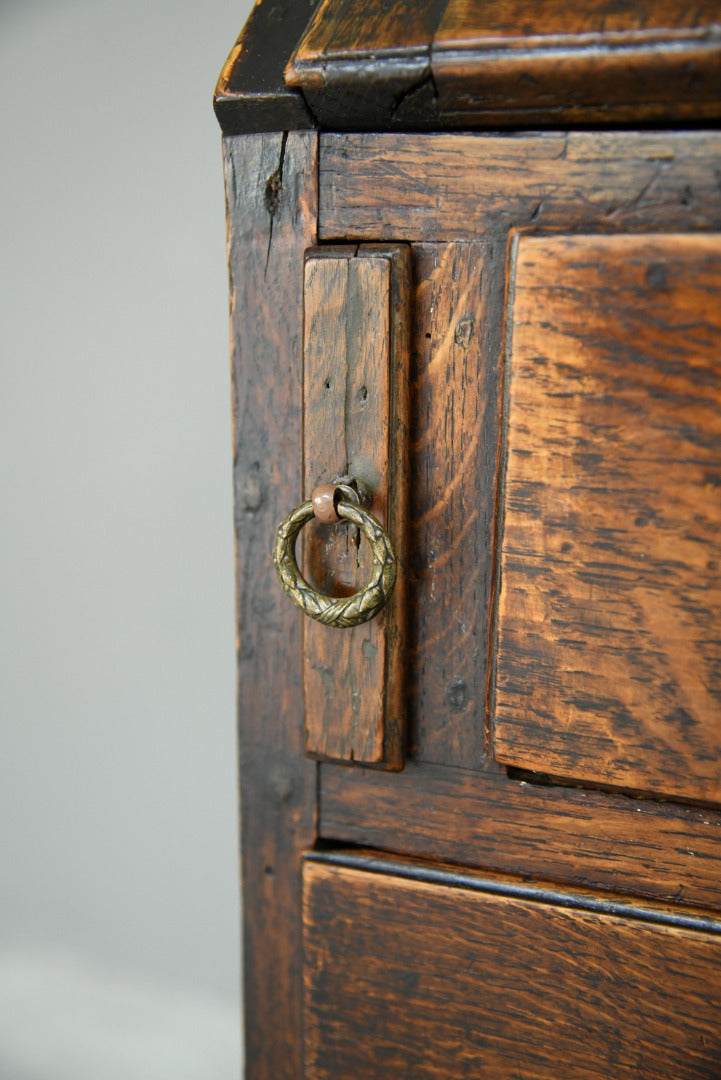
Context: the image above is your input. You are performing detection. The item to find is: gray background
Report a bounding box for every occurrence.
[0,0,253,1075]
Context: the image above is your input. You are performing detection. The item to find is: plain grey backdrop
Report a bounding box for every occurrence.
[1,0,253,1075]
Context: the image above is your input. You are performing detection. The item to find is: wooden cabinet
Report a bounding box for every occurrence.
[215,3,721,1077]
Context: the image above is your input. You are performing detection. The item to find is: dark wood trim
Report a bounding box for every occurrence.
[214,0,316,134]
[319,131,721,242]
[224,130,318,1079]
[306,848,721,934]
[319,760,721,911]
[303,854,721,1079]
[216,1,721,135]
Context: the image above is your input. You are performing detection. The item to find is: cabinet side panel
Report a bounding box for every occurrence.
[224,131,318,1080]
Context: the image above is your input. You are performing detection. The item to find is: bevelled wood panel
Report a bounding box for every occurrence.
[303,857,721,1080]
[302,245,410,768]
[224,131,318,1080]
[319,131,721,242]
[494,232,721,804]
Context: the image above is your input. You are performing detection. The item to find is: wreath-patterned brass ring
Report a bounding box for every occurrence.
[273,499,397,628]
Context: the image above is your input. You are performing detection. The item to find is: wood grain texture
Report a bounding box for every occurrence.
[406,243,501,766]
[319,131,721,242]
[282,0,721,130]
[287,0,447,71]
[437,0,721,41]
[432,0,721,128]
[224,131,318,1080]
[214,0,315,134]
[303,857,721,1080]
[302,246,410,767]
[319,760,721,910]
[494,233,721,803]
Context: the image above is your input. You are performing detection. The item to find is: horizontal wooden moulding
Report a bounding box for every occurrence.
[319,131,721,241]
[303,852,721,1079]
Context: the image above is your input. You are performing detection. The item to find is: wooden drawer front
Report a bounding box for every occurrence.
[303,858,721,1080]
[494,232,721,803]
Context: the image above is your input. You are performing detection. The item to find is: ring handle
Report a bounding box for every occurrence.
[273,494,397,627]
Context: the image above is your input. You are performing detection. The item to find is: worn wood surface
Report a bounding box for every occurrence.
[432,0,721,128]
[406,243,501,765]
[214,0,316,134]
[494,232,721,804]
[224,131,318,1080]
[319,760,721,910]
[319,131,721,242]
[284,0,721,130]
[438,0,721,41]
[213,0,315,135]
[287,0,447,72]
[302,246,410,767]
[303,856,721,1079]
[222,98,721,1078]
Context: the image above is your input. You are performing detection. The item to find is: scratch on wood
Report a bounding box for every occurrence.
[265,130,289,276]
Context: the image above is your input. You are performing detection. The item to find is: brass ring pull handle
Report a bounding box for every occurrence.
[273,484,397,628]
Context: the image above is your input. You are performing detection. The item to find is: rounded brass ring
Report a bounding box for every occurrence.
[273,499,397,627]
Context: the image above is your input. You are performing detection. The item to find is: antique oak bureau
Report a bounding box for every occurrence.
[214,2,721,1077]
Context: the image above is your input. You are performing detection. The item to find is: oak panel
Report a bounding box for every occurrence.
[319,131,721,241]
[494,233,721,803]
[224,131,318,1080]
[302,246,410,767]
[303,857,721,1079]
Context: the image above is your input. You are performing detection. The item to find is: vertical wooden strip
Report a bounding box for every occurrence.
[303,857,721,1080]
[303,246,410,768]
[224,130,318,1080]
[408,242,502,767]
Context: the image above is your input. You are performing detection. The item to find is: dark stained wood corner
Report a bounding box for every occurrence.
[285,0,721,130]
[213,0,316,134]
